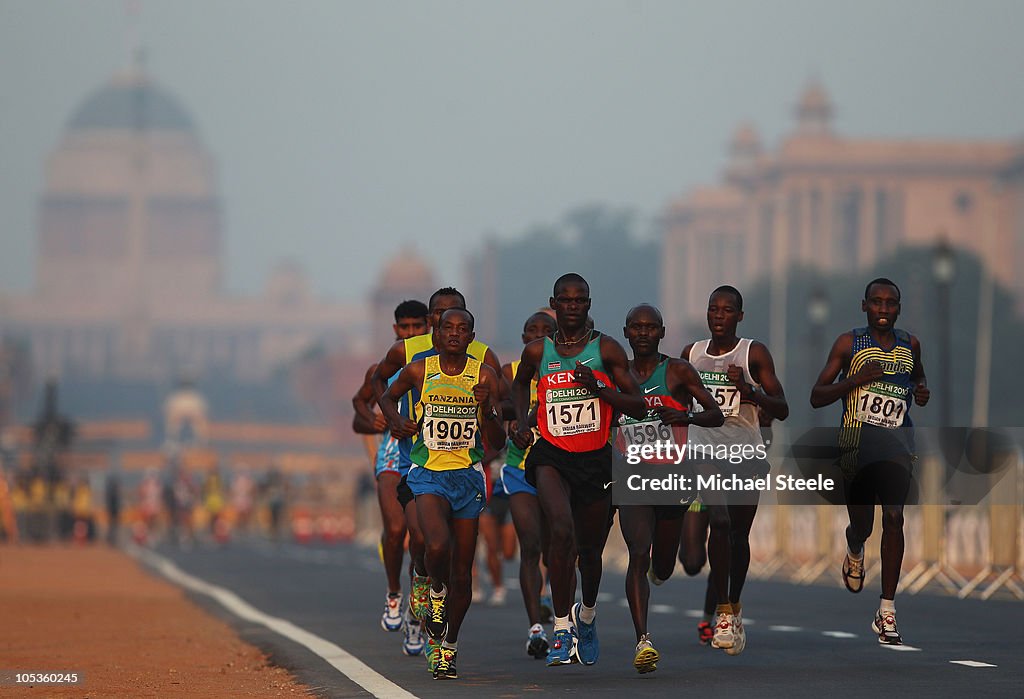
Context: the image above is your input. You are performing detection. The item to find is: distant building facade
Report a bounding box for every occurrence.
[662,81,1024,345]
[367,248,437,354]
[0,63,367,382]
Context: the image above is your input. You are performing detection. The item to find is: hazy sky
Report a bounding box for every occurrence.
[2,0,1022,303]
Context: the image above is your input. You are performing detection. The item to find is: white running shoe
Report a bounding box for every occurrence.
[488,586,507,606]
[402,606,425,655]
[381,592,403,632]
[711,609,735,649]
[724,610,746,655]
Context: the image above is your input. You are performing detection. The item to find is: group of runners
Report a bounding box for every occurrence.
[352,273,929,679]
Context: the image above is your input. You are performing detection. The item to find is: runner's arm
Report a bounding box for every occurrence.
[475,364,508,451]
[662,360,723,427]
[380,363,421,439]
[744,342,789,421]
[510,341,542,448]
[352,364,387,434]
[810,333,858,408]
[370,340,407,403]
[593,337,647,420]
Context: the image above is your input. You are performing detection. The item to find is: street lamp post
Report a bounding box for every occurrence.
[933,238,955,429]
[808,285,829,427]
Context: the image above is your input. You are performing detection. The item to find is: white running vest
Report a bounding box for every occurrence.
[687,338,763,448]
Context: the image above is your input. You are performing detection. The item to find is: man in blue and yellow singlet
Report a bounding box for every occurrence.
[381,308,507,681]
[501,310,557,659]
[811,278,930,645]
[616,303,723,673]
[510,273,647,667]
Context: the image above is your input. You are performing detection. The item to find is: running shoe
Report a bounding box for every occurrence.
[872,609,903,645]
[411,575,431,620]
[380,592,403,632]
[539,593,554,624]
[724,610,746,656]
[526,624,549,659]
[570,602,600,665]
[425,593,448,640]
[433,647,458,680]
[402,607,425,656]
[711,608,735,649]
[488,586,507,606]
[647,563,666,586]
[842,551,865,593]
[633,633,659,674]
[426,636,441,672]
[546,628,577,666]
[697,620,714,646]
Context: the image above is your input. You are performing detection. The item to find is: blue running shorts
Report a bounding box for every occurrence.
[501,464,537,496]
[407,464,486,519]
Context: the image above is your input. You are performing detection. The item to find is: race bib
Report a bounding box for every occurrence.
[421,403,477,450]
[617,417,674,449]
[545,386,600,437]
[854,382,909,429]
[698,371,740,418]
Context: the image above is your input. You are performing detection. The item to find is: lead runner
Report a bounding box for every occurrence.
[510,273,646,667]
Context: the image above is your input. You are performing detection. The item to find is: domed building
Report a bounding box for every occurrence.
[369,246,437,351]
[0,62,366,382]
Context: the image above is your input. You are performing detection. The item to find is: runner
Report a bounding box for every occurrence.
[615,303,723,672]
[352,299,429,652]
[380,308,507,680]
[372,287,504,669]
[501,311,557,659]
[510,273,647,667]
[810,278,929,645]
[683,285,789,656]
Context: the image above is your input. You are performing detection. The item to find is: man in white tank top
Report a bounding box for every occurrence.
[683,285,789,656]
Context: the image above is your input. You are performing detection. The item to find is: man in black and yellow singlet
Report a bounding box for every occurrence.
[811,278,930,645]
[510,273,647,667]
[380,309,507,680]
[351,299,429,650]
[684,285,789,656]
[501,311,557,659]
[616,304,722,673]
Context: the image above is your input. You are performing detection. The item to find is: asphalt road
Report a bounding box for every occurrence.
[139,538,1021,698]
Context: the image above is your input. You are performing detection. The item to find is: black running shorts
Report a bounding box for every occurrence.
[525,437,613,506]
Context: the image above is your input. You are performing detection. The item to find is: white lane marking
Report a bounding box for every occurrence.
[651,604,676,614]
[769,625,803,632]
[618,598,631,607]
[881,644,922,652]
[822,631,857,638]
[596,592,615,603]
[684,609,704,618]
[130,546,418,699]
[950,660,997,668]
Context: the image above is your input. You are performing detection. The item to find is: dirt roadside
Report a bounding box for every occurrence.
[0,544,316,698]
